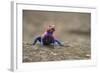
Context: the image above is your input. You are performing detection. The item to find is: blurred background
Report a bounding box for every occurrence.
[23,10,90,43]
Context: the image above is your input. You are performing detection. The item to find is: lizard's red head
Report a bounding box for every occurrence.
[47,24,55,32]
